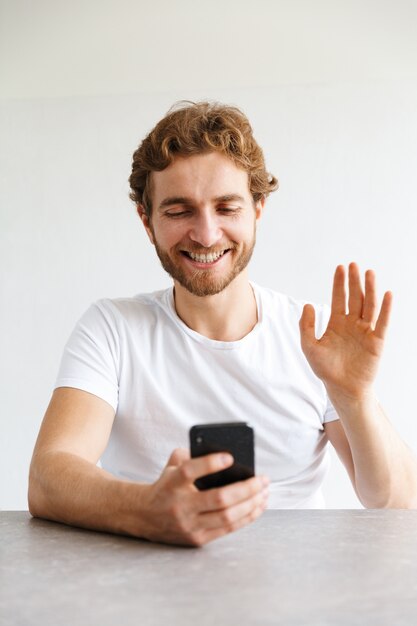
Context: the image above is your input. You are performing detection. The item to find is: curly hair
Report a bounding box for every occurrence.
[129,101,278,216]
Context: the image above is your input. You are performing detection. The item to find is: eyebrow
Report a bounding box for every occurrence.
[157,194,246,211]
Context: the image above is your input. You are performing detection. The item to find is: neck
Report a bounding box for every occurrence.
[173,271,258,341]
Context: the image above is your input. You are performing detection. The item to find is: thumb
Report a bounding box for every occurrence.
[165,447,190,469]
[299,304,317,351]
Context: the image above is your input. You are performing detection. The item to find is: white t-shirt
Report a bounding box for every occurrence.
[55,283,339,509]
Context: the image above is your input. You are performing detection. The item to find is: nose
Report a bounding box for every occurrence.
[188,210,222,248]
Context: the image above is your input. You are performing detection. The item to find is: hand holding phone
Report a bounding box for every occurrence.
[190,422,255,490]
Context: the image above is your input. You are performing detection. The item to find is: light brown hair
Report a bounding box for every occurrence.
[129,101,278,216]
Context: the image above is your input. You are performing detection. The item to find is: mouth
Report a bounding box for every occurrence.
[180,248,231,265]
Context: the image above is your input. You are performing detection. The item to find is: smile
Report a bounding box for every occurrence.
[182,249,230,264]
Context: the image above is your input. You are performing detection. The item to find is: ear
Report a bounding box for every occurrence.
[137,205,155,245]
[255,196,265,221]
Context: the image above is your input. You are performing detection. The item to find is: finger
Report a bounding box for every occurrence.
[331,265,347,317]
[201,474,269,512]
[165,448,190,468]
[374,291,393,340]
[197,500,267,545]
[173,452,234,486]
[198,486,269,531]
[299,303,316,350]
[362,269,377,325]
[348,262,364,317]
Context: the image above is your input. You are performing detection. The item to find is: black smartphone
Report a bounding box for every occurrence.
[189,422,255,490]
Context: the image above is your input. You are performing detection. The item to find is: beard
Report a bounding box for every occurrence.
[152,228,256,298]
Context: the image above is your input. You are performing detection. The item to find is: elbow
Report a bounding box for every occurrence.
[28,494,41,518]
[356,471,417,509]
[27,470,41,517]
[27,458,48,518]
[360,497,391,509]
[382,478,417,509]
[371,499,417,510]
[356,480,398,509]
[385,490,417,510]
[360,489,417,510]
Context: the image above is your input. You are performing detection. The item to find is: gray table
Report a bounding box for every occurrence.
[1,510,417,626]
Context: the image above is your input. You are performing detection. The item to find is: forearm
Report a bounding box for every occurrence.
[328,390,417,508]
[28,450,148,537]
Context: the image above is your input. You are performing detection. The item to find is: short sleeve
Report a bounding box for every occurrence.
[54,300,120,411]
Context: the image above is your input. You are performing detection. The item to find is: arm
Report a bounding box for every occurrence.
[300,263,417,509]
[324,395,417,508]
[29,387,269,545]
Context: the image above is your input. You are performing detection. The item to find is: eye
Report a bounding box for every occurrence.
[218,206,240,214]
[165,210,191,218]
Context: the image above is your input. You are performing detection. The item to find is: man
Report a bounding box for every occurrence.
[29,101,417,546]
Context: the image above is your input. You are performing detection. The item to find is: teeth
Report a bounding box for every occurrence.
[188,250,227,263]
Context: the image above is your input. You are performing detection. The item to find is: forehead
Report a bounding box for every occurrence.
[151,152,251,203]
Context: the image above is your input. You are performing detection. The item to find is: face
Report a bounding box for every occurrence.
[139,152,263,297]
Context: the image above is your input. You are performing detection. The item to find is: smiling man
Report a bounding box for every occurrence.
[29,101,417,546]
[145,154,258,298]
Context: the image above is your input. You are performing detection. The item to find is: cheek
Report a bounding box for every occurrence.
[228,219,256,241]
[152,222,186,248]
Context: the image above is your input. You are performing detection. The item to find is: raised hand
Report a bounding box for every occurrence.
[299,263,393,401]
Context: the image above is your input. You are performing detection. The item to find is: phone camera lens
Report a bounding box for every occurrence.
[196,436,203,444]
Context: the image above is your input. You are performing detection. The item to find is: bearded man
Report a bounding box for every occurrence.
[29,101,417,546]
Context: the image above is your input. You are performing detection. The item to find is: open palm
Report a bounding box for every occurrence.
[300,263,392,400]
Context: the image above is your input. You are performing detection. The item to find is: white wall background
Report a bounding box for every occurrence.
[1,0,417,509]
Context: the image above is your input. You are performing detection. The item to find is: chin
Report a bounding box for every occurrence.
[155,241,255,297]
